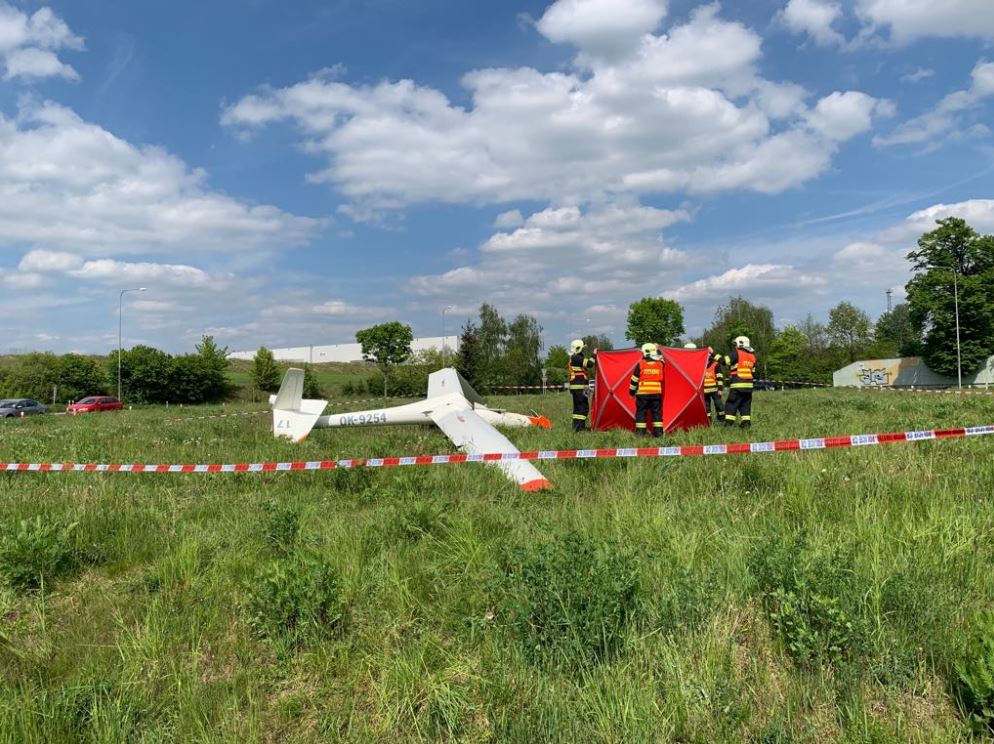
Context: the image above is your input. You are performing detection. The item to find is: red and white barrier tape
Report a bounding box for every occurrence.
[2,424,990,474]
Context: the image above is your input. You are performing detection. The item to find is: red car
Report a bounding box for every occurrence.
[67,396,124,414]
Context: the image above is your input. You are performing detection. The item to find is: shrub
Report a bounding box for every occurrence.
[497,531,641,669]
[953,610,994,734]
[55,354,109,402]
[251,346,282,393]
[749,534,868,668]
[0,516,79,592]
[247,552,345,651]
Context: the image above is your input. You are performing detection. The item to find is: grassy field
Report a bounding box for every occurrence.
[225,360,373,401]
[1,389,993,742]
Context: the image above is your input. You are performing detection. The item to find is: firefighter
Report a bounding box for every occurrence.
[724,335,757,429]
[704,347,725,422]
[567,339,596,432]
[629,343,664,437]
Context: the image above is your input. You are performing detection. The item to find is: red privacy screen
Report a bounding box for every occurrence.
[590,348,710,433]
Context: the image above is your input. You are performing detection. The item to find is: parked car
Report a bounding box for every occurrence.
[0,399,47,418]
[66,396,124,414]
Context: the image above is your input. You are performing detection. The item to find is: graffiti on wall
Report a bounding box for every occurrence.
[857,366,892,386]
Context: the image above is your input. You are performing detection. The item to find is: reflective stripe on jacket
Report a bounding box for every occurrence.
[728,349,756,389]
[704,360,724,393]
[568,353,595,390]
[629,358,663,396]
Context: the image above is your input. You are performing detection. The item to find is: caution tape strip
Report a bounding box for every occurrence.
[2,424,990,474]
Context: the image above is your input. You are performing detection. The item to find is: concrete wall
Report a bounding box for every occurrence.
[229,336,460,364]
[833,355,994,387]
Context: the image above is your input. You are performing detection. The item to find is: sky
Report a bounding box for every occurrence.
[1,0,993,354]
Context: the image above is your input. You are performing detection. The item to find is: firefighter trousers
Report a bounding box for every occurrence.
[724,388,752,424]
[634,394,663,437]
[571,388,589,431]
[705,391,724,420]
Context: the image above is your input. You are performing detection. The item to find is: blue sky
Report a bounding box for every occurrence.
[1,0,993,354]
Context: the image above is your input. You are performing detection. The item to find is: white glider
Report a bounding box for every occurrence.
[271,367,553,491]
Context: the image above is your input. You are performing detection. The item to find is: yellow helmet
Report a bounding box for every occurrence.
[570,339,585,354]
[734,335,751,349]
[683,342,697,349]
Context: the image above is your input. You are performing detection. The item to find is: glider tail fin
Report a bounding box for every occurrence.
[272,368,327,442]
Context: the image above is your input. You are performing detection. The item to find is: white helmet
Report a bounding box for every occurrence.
[570,339,585,354]
[640,342,658,357]
[683,342,697,349]
[734,335,751,349]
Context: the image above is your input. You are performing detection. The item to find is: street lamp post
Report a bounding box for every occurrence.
[441,305,454,367]
[118,287,147,400]
[951,268,962,391]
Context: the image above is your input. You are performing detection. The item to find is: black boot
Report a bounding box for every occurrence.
[740,421,751,430]
[723,419,734,427]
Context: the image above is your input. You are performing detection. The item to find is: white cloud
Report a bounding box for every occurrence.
[901,68,935,84]
[874,60,994,148]
[856,0,994,43]
[0,101,319,256]
[494,209,524,229]
[895,199,994,239]
[18,249,213,286]
[668,263,826,303]
[805,91,894,141]
[0,4,82,81]
[536,0,668,57]
[224,3,888,214]
[781,0,844,46]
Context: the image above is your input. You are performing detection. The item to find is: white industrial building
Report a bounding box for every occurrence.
[229,336,459,364]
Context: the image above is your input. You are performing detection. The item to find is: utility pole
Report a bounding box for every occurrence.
[952,269,962,391]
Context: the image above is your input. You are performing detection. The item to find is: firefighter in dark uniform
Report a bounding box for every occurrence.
[704,347,725,422]
[629,343,664,437]
[724,335,756,429]
[568,339,596,432]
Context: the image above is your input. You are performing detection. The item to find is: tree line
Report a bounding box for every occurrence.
[0,336,232,405]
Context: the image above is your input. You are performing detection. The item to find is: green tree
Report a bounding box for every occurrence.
[195,335,232,401]
[827,301,873,363]
[767,327,810,381]
[455,320,483,387]
[356,321,414,399]
[169,355,212,403]
[477,303,509,389]
[55,354,108,402]
[544,344,570,386]
[906,218,994,378]
[625,297,685,347]
[5,353,60,402]
[505,314,544,386]
[701,296,775,364]
[252,347,283,394]
[111,346,173,403]
[875,303,921,357]
[582,334,613,352]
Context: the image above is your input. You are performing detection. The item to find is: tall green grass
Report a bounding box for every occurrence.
[1,389,992,742]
